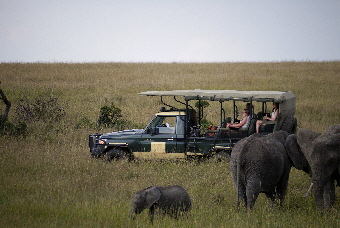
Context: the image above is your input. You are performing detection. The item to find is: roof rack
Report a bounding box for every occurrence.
[138,89,295,103]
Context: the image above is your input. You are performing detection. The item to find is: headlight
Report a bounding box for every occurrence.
[99,139,107,144]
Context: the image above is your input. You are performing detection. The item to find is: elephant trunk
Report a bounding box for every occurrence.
[129,204,141,220]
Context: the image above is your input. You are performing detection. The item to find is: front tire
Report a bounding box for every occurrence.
[210,152,230,162]
[106,148,131,162]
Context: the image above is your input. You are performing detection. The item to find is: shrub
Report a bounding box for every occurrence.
[194,101,213,132]
[0,114,27,136]
[15,94,65,123]
[95,103,141,131]
[96,103,123,129]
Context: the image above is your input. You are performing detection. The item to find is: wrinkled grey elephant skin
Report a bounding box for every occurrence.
[130,185,191,221]
[230,130,309,209]
[287,124,340,209]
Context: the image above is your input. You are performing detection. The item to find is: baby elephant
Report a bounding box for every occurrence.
[130,185,191,221]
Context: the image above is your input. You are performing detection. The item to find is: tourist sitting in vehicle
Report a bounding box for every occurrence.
[256,103,279,133]
[226,109,251,130]
[246,103,255,119]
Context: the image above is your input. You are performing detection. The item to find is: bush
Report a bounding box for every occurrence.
[194,101,213,132]
[200,118,214,132]
[96,103,124,129]
[0,114,27,136]
[15,94,65,123]
[95,103,141,131]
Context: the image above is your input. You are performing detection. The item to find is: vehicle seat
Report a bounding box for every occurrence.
[217,123,251,139]
[220,117,232,128]
[248,118,257,135]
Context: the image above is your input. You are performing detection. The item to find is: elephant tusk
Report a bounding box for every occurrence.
[303,182,314,198]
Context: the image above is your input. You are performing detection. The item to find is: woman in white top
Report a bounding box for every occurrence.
[256,103,279,133]
[227,109,251,129]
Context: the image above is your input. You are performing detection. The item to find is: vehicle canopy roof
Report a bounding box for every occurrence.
[138,89,295,103]
[139,89,296,116]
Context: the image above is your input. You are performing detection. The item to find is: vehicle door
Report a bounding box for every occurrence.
[138,115,186,159]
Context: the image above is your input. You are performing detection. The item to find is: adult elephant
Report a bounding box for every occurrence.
[286,124,340,209]
[230,130,309,209]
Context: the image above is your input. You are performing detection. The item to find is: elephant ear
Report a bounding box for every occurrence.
[286,134,309,171]
[296,128,321,163]
[267,130,289,145]
[144,186,161,209]
[314,132,340,153]
[325,124,340,135]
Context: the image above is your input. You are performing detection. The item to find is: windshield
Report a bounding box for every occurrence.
[144,115,185,135]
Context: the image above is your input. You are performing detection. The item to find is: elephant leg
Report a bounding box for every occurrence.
[148,205,155,222]
[314,184,325,210]
[246,180,261,209]
[168,206,179,219]
[275,177,289,206]
[237,183,247,208]
[323,181,336,208]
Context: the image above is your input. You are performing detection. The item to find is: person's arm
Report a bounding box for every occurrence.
[266,109,278,121]
[232,117,247,128]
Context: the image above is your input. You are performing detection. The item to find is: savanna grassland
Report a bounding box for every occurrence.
[1,62,340,227]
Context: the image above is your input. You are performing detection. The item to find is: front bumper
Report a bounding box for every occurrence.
[90,147,106,157]
[89,134,105,156]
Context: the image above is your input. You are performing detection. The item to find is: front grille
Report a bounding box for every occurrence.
[89,133,102,148]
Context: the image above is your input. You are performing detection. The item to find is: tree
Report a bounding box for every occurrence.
[0,82,11,118]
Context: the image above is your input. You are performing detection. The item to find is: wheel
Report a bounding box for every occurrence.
[210,152,230,162]
[106,148,131,162]
[280,116,297,134]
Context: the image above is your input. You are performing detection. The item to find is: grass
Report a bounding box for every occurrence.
[1,61,340,227]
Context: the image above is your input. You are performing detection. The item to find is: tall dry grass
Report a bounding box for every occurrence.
[2,62,339,131]
[1,62,340,227]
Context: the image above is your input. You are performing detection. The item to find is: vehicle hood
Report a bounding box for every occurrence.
[100,129,144,138]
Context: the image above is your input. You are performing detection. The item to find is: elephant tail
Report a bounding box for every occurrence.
[303,182,314,198]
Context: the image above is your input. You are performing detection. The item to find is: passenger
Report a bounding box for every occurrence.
[256,103,279,133]
[226,109,250,129]
[246,103,255,119]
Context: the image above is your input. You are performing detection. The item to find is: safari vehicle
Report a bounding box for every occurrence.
[89,90,297,161]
